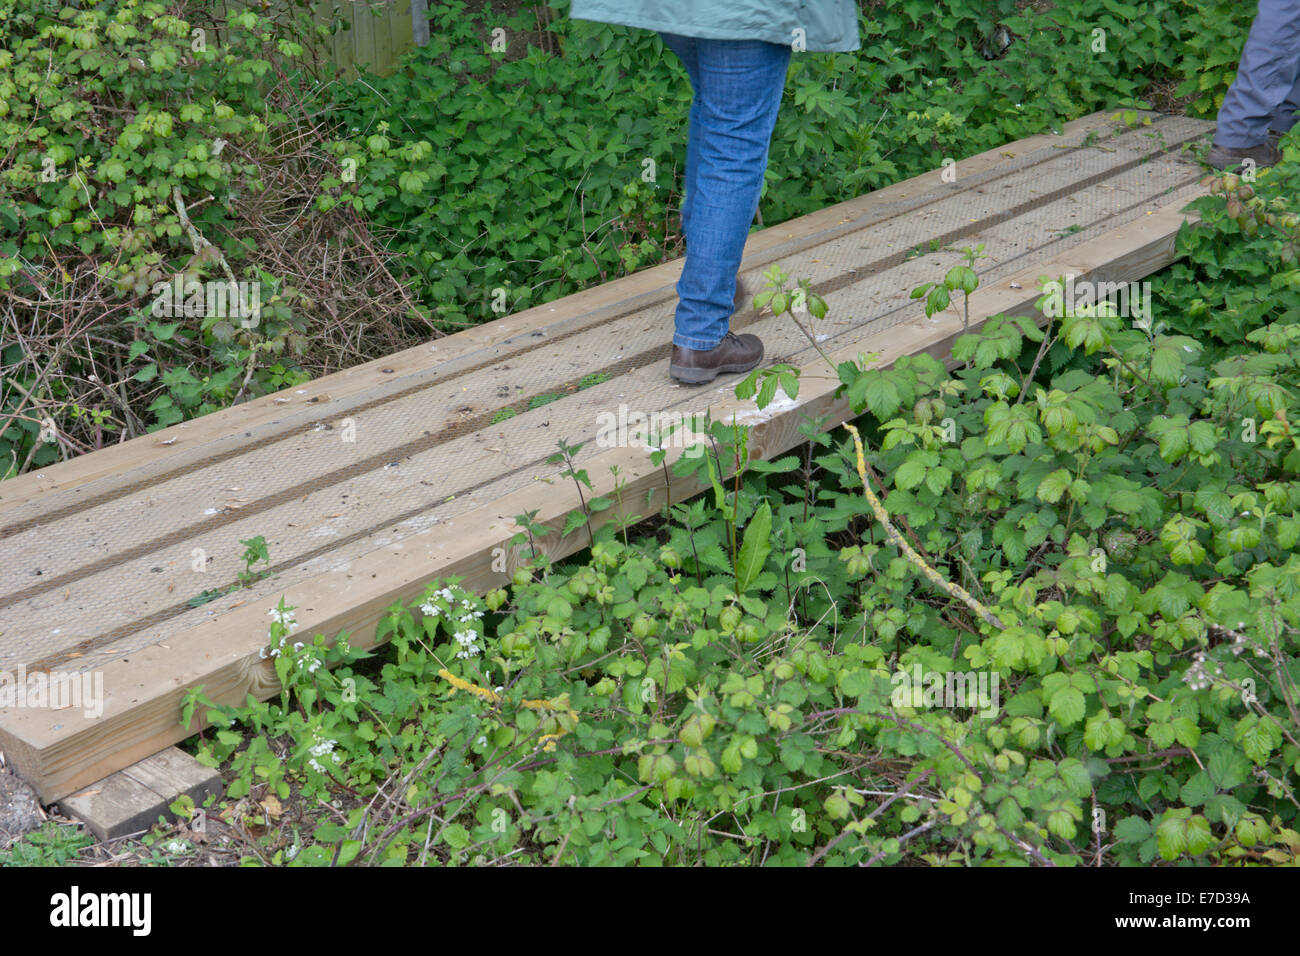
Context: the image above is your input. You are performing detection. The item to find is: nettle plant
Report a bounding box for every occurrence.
[323,0,691,333]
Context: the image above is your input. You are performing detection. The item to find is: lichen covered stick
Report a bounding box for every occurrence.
[842,422,1005,631]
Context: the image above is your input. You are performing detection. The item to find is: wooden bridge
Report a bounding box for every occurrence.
[0,110,1214,809]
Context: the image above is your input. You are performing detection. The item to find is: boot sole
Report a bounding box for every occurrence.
[668,349,764,386]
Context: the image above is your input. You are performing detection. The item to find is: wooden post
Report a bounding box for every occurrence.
[410,0,429,47]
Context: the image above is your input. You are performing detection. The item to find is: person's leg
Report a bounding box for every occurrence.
[1270,60,1300,136]
[1214,0,1300,149]
[670,38,790,352]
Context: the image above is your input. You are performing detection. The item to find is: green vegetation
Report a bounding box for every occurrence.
[0,0,1261,476]
[328,0,1257,332]
[0,822,94,866]
[4,0,1296,867]
[179,153,1300,865]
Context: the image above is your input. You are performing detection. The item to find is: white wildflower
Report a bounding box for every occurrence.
[269,605,300,635]
[1182,651,1223,692]
[453,628,482,659]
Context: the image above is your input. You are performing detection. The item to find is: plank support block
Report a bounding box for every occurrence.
[56,746,221,842]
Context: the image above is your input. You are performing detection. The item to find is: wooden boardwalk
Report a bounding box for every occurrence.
[0,111,1213,801]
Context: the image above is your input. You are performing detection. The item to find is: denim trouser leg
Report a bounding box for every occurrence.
[668,39,702,244]
[661,33,791,350]
[1216,0,1300,147]
[1271,66,1300,134]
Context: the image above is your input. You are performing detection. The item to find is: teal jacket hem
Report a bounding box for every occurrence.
[568,2,861,54]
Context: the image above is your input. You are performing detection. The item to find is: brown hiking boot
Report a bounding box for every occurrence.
[669,331,765,385]
[1206,140,1281,171]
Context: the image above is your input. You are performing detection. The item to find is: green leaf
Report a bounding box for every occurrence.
[335,839,363,865]
[1004,692,1043,717]
[1156,815,1188,861]
[1150,344,1183,384]
[562,509,587,538]
[925,284,950,317]
[894,458,927,490]
[441,824,470,850]
[1179,771,1215,807]
[1207,746,1250,790]
[735,500,772,594]
[1113,816,1151,844]
[860,373,901,419]
[1234,715,1282,765]
[1036,468,1071,503]
[924,466,952,496]
[1185,815,1214,856]
[1170,716,1200,749]
[1049,687,1086,727]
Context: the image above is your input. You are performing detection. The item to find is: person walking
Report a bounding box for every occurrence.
[568,2,861,384]
[1207,0,1300,171]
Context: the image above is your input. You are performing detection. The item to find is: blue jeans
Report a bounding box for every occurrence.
[661,33,791,350]
[1216,0,1300,146]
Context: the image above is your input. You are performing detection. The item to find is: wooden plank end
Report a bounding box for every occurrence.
[56,746,221,842]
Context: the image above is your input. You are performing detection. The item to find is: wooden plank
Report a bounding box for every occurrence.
[351,0,375,72]
[0,125,1204,578]
[0,127,1209,666]
[0,184,1206,802]
[0,114,1206,667]
[387,0,415,70]
[57,746,222,842]
[0,109,1138,514]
